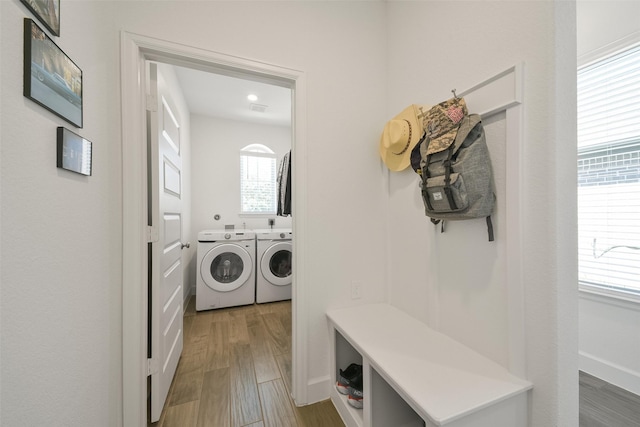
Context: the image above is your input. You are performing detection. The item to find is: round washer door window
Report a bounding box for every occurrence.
[261,241,292,286]
[201,243,252,292]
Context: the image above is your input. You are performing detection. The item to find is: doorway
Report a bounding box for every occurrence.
[121,32,309,427]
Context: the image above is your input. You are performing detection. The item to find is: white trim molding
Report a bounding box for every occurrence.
[457,63,527,378]
[578,30,640,68]
[120,31,309,426]
[579,289,640,396]
[580,352,640,396]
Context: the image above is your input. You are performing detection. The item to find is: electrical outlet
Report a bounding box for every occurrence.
[351,281,362,299]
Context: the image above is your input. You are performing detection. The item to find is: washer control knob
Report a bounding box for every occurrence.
[280,233,286,238]
[224,233,231,240]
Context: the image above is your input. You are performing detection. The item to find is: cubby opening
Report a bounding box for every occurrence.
[334,330,364,425]
[371,368,425,427]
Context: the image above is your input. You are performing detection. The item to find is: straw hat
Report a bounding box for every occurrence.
[379,104,429,171]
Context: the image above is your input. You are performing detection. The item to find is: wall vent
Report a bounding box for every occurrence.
[250,103,268,113]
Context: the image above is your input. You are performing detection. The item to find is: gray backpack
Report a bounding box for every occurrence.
[411,100,496,241]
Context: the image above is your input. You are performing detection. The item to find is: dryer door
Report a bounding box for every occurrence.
[261,241,292,286]
[201,243,252,292]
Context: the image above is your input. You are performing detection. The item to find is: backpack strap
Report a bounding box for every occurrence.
[422,153,435,212]
[442,145,458,210]
[450,114,482,154]
[486,216,494,241]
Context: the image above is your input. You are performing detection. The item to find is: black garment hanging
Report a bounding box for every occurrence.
[277,150,292,216]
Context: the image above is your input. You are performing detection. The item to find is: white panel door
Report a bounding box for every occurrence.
[148,63,184,423]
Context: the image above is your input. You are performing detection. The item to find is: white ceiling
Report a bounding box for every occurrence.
[172,65,292,127]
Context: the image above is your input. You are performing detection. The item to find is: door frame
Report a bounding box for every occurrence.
[120,31,308,426]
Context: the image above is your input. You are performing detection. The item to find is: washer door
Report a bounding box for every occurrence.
[261,241,292,286]
[201,243,252,292]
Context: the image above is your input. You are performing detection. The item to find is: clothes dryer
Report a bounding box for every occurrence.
[254,228,292,303]
[196,229,256,311]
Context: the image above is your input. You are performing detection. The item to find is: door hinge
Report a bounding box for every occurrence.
[147,358,159,376]
[146,94,157,112]
[147,226,159,243]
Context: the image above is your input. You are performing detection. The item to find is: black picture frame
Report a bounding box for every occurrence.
[57,127,92,176]
[24,18,82,128]
[20,0,60,36]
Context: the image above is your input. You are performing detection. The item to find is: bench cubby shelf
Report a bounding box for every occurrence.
[327,303,533,427]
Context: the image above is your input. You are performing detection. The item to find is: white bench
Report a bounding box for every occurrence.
[327,303,532,427]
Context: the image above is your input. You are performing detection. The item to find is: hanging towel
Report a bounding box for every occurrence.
[277,150,292,216]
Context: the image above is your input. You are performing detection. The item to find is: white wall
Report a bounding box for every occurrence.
[0,1,578,426]
[577,0,640,58]
[385,2,578,426]
[190,115,292,234]
[576,0,640,396]
[579,292,640,395]
[1,1,122,425]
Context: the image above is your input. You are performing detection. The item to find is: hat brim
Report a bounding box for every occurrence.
[379,105,426,171]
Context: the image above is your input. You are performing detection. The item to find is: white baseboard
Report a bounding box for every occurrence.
[183,286,195,313]
[580,351,640,396]
[304,375,331,405]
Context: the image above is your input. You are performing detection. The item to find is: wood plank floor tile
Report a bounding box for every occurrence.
[579,371,640,427]
[169,354,205,406]
[256,301,290,315]
[197,368,230,427]
[275,351,292,394]
[205,320,230,371]
[246,312,280,384]
[293,399,345,427]
[190,311,215,338]
[161,401,199,427]
[229,313,250,345]
[227,303,258,318]
[230,343,263,427]
[262,312,291,356]
[154,299,344,427]
[258,379,297,427]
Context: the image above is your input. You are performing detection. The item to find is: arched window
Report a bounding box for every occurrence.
[239,144,277,215]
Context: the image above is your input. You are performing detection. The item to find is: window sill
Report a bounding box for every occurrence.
[239,213,277,218]
[579,283,640,306]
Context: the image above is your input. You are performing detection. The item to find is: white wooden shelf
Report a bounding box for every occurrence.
[327,303,532,427]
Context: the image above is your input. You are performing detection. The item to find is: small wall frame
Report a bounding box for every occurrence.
[24,18,82,128]
[20,0,60,36]
[57,127,92,176]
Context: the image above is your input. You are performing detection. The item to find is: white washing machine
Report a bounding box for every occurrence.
[196,229,256,311]
[254,228,292,303]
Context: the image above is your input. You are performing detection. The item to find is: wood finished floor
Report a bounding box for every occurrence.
[152,298,345,427]
[580,371,640,427]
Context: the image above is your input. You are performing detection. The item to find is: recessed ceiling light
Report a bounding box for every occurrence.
[247,94,258,102]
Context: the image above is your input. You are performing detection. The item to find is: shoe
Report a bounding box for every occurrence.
[347,373,363,409]
[336,363,362,395]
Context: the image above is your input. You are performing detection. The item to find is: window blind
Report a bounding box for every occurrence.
[577,43,640,294]
[240,152,277,214]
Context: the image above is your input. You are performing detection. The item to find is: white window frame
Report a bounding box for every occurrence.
[578,34,640,302]
[239,144,277,216]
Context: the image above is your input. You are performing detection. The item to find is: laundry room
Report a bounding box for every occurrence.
[157,63,293,300]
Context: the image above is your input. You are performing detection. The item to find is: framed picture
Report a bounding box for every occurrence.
[20,0,60,36]
[24,18,82,128]
[57,127,92,176]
